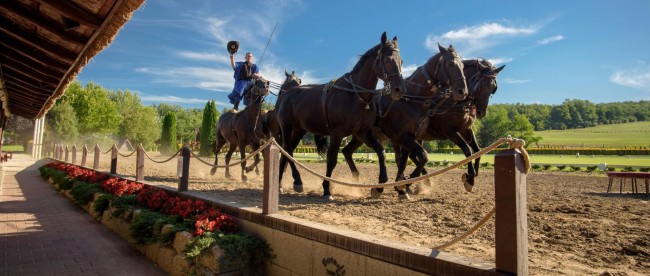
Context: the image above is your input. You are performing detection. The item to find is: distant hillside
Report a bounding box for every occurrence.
[535,121,650,148]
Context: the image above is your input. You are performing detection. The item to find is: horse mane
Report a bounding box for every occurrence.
[350,40,398,74]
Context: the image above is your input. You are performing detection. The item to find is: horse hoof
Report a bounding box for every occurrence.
[323,194,334,201]
[370,188,382,199]
[279,187,284,194]
[423,178,433,187]
[242,176,248,182]
[411,184,423,195]
[210,169,216,176]
[405,186,413,195]
[464,182,474,192]
[294,184,303,193]
[398,193,411,201]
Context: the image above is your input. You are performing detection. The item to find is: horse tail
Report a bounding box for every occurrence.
[314,135,328,157]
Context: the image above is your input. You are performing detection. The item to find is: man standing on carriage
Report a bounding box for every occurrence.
[227,41,260,111]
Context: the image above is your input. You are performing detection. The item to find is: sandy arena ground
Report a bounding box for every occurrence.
[91,152,649,275]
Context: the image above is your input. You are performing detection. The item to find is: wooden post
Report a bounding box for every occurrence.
[263,143,280,214]
[178,146,190,192]
[72,145,77,164]
[64,146,69,162]
[58,145,63,161]
[81,145,88,167]
[53,144,57,159]
[93,145,100,170]
[110,144,118,174]
[494,149,529,275]
[136,144,145,182]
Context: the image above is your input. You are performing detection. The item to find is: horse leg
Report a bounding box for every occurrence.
[279,126,305,192]
[342,136,364,183]
[211,133,227,175]
[246,143,261,173]
[401,138,428,195]
[466,130,481,178]
[449,133,475,192]
[321,136,343,200]
[238,144,248,182]
[392,145,411,200]
[224,145,236,179]
[362,130,389,199]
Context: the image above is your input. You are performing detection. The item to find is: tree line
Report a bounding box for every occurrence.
[4,81,648,152]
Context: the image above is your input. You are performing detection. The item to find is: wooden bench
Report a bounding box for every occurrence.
[606,172,650,195]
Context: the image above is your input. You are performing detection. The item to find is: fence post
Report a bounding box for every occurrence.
[64,146,69,162]
[72,145,77,164]
[263,143,280,214]
[111,144,118,174]
[136,144,145,182]
[178,146,190,192]
[58,145,63,160]
[81,145,88,167]
[494,148,528,275]
[93,145,100,170]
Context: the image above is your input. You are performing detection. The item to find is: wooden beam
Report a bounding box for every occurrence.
[2,67,58,90]
[0,41,69,73]
[2,64,60,86]
[33,0,102,30]
[3,74,55,96]
[1,52,64,80]
[0,17,77,63]
[0,1,86,46]
[2,56,62,85]
[4,84,51,100]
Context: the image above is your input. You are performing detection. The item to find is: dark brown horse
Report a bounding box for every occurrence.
[338,45,469,199]
[409,59,505,192]
[274,32,406,199]
[210,77,270,181]
[260,70,302,141]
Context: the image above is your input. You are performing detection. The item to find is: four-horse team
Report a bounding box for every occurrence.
[212,32,505,200]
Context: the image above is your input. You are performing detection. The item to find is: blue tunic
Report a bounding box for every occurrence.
[227,62,259,105]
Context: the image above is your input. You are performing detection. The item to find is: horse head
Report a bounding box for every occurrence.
[281,70,302,92]
[466,59,505,118]
[375,32,406,100]
[422,44,468,102]
[244,76,270,105]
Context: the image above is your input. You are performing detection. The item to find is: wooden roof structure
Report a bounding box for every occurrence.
[0,0,146,120]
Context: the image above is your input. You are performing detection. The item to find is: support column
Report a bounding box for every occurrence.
[81,145,88,167]
[263,143,280,214]
[72,145,77,164]
[93,145,100,170]
[494,149,529,275]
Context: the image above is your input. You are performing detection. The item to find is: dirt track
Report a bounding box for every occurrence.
[102,154,649,275]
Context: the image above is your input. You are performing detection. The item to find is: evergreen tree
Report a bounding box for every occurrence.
[46,101,79,144]
[199,100,219,156]
[160,112,177,154]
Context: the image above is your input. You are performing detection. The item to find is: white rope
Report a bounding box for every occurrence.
[269,135,530,188]
[190,139,274,168]
[116,148,137,158]
[142,148,182,164]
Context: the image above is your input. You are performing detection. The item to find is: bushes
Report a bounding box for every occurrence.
[130,210,173,245]
[70,181,102,205]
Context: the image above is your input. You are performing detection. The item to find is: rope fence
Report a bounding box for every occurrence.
[51,134,530,273]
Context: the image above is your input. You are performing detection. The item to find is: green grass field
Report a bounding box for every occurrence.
[535,121,650,148]
[1,145,24,152]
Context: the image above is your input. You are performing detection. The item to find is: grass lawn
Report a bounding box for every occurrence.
[1,145,24,152]
[291,152,650,168]
[535,121,650,148]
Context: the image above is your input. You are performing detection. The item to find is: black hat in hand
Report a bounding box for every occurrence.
[227,41,239,54]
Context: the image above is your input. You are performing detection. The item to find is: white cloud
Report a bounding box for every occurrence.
[537,35,564,45]
[402,64,418,78]
[503,78,530,84]
[610,62,650,91]
[487,57,513,66]
[425,22,537,56]
[138,94,209,104]
[177,51,230,63]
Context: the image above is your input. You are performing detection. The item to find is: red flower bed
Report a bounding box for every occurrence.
[44,161,238,236]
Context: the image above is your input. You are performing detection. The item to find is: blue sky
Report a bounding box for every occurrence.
[77,0,650,109]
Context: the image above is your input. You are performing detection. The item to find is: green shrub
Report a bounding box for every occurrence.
[543,164,553,170]
[586,166,597,172]
[159,224,190,245]
[110,195,139,218]
[433,161,441,166]
[532,164,542,170]
[215,233,274,272]
[481,162,492,168]
[622,167,637,172]
[607,167,616,172]
[94,194,114,214]
[570,166,581,172]
[130,210,171,245]
[70,181,102,206]
[186,231,218,258]
[52,172,73,190]
[640,167,650,172]
[557,165,567,171]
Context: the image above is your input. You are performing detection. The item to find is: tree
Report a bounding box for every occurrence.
[59,81,121,137]
[45,101,79,144]
[510,114,542,147]
[199,100,218,156]
[160,113,177,154]
[477,106,511,147]
[121,106,161,150]
[4,115,34,147]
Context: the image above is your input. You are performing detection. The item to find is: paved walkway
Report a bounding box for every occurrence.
[0,153,165,275]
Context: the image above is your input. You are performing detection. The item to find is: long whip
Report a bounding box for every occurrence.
[257,22,278,66]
